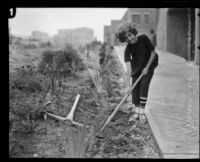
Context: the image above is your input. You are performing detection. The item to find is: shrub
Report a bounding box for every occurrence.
[62,45,84,71]
[39,41,52,48]
[23,43,37,49]
[10,65,45,93]
[37,45,85,95]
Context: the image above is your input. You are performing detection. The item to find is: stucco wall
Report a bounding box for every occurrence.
[156,8,168,51]
[167,9,188,59]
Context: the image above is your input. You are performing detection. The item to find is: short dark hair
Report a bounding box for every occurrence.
[115,23,138,43]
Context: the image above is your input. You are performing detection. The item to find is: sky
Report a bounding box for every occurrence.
[9,8,128,42]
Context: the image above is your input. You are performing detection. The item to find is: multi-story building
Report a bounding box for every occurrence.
[121,8,158,38]
[31,31,50,42]
[52,27,94,48]
[103,20,122,46]
[110,20,122,46]
[104,25,111,45]
[53,29,73,46]
[72,27,94,46]
[104,8,158,46]
[104,8,199,65]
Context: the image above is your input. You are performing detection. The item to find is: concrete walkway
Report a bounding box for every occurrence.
[114,46,199,159]
[146,50,199,159]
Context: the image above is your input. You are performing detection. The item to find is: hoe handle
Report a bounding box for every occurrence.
[98,73,144,133]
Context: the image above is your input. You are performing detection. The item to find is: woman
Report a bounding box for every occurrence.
[115,23,159,124]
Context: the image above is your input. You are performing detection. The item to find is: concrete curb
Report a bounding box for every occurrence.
[146,106,199,159]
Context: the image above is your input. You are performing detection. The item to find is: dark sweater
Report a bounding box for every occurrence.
[124,34,158,76]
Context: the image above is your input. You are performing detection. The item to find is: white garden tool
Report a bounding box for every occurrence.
[45,94,83,127]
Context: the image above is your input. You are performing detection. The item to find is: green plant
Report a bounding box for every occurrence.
[37,46,85,95]
[9,141,19,157]
[87,68,103,105]
[62,45,84,72]
[87,68,102,94]
[62,117,98,158]
[9,90,46,136]
[10,64,46,93]
[12,111,45,135]
[39,41,52,48]
[100,53,123,97]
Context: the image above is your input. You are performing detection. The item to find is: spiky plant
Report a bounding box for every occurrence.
[62,117,98,158]
[87,68,102,94]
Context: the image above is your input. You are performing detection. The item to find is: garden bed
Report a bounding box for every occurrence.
[9,70,162,158]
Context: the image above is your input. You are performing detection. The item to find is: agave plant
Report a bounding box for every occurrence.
[62,117,98,158]
[87,68,102,95]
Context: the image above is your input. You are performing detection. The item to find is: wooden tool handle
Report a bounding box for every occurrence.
[67,94,81,120]
[98,73,144,133]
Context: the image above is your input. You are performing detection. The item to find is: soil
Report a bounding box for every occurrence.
[9,42,162,158]
[9,69,162,158]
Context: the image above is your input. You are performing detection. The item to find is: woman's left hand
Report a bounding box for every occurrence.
[142,67,149,75]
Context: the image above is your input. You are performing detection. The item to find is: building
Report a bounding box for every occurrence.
[103,20,122,46]
[104,25,111,45]
[52,27,94,48]
[104,8,199,65]
[110,20,122,46]
[72,27,94,46]
[53,29,73,46]
[104,8,158,46]
[156,8,199,64]
[121,8,158,38]
[31,31,50,42]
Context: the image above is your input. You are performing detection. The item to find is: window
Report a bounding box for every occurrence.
[144,14,150,24]
[132,14,141,24]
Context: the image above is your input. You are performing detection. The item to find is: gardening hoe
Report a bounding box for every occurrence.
[95,73,144,138]
[45,94,84,127]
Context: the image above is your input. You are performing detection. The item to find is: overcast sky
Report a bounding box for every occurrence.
[9,8,128,42]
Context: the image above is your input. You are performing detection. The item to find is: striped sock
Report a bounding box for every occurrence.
[140,97,147,108]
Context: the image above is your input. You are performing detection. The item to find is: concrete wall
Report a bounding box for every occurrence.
[129,8,156,37]
[156,8,168,51]
[154,8,160,31]
[156,8,199,63]
[167,8,188,59]
[195,8,200,65]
